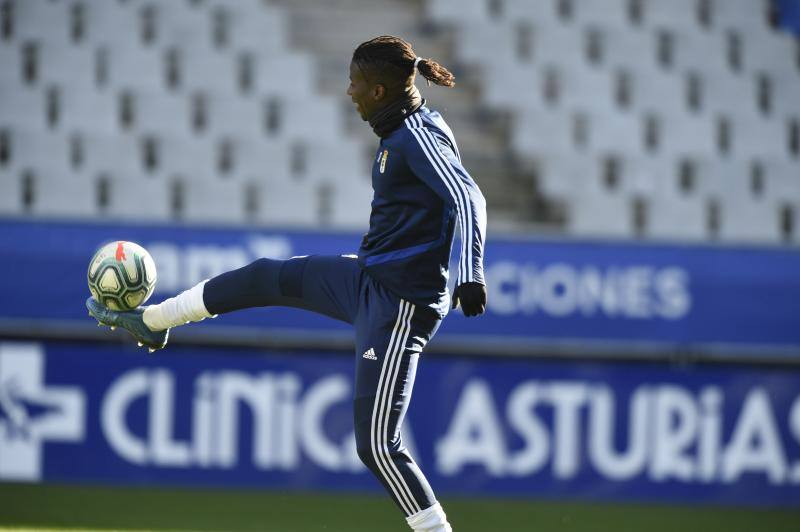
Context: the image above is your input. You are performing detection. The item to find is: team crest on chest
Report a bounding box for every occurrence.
[379,149,389,173]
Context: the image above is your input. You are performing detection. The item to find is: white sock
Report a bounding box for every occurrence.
[142,280,215,331]
[406,503,452,532]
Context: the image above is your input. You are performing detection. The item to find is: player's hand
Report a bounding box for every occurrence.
[452,282,487,317]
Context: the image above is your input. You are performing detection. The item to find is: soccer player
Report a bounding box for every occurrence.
[88,35,487,532]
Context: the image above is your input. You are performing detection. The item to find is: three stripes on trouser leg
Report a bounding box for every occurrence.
[369,300,424,516]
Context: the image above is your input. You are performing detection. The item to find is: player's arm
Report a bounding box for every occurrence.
[402,122,488,316]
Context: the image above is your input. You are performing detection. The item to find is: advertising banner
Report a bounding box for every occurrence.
[1,219,799,356]
[1,341,799,506]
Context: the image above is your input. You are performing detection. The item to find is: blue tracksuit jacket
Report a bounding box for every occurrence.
[357,105,487,316]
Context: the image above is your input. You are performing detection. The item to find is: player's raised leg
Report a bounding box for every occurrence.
[88,255,362,351]
[351,283,451,531]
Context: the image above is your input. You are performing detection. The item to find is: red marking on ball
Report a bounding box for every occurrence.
[115,242,127,262]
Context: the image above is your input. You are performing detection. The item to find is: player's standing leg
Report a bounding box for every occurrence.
[352,277,451,531]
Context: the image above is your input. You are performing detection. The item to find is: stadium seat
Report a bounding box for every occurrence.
[594,26,655,71]
[178,173,248,225]
[709,0,771,34]
[13,0,73,45]
[37,43,98,90]
[5,128,75,174]
[483,61,547,111]
[535,153,595,200]
[626,66,689,115]
[0,167,23,215]
[427,0,492,24]
[227,136,293,184]
[666,28,730,73]
[179,49,242,95]
[552,65,616,110]
[329,177,373,230]
[650,112,719,158]
[254,177,319,227]
[568,186,633,238]
[728,112,792,160]
[503,0,562,26]
[207,0,287,54]
[103,171,172,222]
[80,0,144,47]
[151,1,214,50]
[572,0,633,27]
[0,42,22,85]
[511,108,580,160]
[302,138,368,185]
[103,45,167,92]
[203,94,266,138]
[719,195,781,243]
[254,53,317,98]
[78,132,144,177]
[648,191,708,241]
[698,69,760,116]
[739,30,800,77]
[456,20,516,67]
[0,82,47,129]
[152,134,220,181]
[128,90,194,136]
[584,109,644,156]
[27,168,98,219]
[767,71,800,117]
[274,95,342,142]
[531,23,589,67]
[56,86,120,135]
[641,0,702,30]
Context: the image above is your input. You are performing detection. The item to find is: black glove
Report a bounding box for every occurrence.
[452,282,487,317]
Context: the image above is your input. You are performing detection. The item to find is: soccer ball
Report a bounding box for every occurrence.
[87,241,157,311]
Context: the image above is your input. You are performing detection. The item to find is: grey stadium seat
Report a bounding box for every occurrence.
[27,168,98,219]
[0,167,23,216]
[103,171,172,223]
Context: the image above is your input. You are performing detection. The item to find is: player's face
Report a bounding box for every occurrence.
[347,61,381,121]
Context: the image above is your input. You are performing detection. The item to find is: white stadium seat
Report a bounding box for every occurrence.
[709,0,771,34]
[13,0,73,45]
[78,132,144,177]
[503,0,562,26]
[573,0,633,27]
[0,166,23,215]
[641,0,702,30]
[103,172,172,222]
[28,168,98,219]
[179,173,248,225]
[427,0,492,24]
[180,49,242,95]
[103,45,167,92]
[728,112,792,160]
[254,53,316,98]
[228,136,293,184]
[5,128,74,174]
[129,90,194,136]
[512,108,579,159]
[37,43,98,90]
[81,0,144,47]
[255,177,319,227]
[0,82,47,129]
[56,86,120,134]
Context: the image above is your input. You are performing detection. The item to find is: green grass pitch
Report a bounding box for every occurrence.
[0,483,798,532]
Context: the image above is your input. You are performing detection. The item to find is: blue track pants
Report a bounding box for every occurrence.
[203,255,442,516]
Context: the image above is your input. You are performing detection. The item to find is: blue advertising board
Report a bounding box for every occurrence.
[0,341,799,506]
[1,219,799,356]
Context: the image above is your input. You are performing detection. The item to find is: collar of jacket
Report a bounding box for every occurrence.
[368,86,423,138]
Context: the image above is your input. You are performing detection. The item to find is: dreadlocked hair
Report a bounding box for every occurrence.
[352,35,455,88]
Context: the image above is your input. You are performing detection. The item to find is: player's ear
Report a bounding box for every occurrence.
[372,83,387,101]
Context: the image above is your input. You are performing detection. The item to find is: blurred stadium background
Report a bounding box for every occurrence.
[1,0,800,530]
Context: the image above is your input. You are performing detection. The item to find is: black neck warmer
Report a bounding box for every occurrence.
[368,86,423,138]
